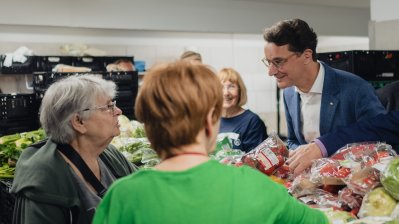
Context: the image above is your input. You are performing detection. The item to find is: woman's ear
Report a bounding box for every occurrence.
[71,113,87,134]
[204,107,216,138]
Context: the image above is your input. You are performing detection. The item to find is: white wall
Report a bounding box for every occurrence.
[370,0,399,22]
[0,0,369,36]
[0,24,368,135]
[369,0,399,50]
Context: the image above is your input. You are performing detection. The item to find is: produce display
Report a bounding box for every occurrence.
[214,136,399,223]
[111,115,160,169]
[0,129,46,178]
[2,115,399,223]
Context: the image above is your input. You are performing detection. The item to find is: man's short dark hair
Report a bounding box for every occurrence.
[263,18,318,61]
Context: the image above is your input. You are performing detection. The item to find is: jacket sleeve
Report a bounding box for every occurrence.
[318,111,399,156]
[354,80,386,121]
[12,194,71,224]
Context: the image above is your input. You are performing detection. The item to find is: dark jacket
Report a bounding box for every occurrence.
[11,139,137,224]
[376,80,399,112]
[284,62,386,149]
[318,111,399,155]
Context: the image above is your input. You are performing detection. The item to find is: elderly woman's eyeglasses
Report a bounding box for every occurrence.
[81,101,117,113]
[223,84,239,91]
[261,53,297,69]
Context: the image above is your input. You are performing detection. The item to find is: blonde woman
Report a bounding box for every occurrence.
[217,68,267,152]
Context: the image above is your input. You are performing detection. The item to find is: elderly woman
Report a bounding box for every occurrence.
[11,75,137,224]
[217,68,267,152]
[92,61,328,224]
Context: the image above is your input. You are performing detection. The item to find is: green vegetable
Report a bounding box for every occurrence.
[358,187,397,218]
[381,157,399,200]
[120,141,150,154]
[132,127,146,138]
[14,138,33,149]
[0,163,16,178]
[324,210,356,223]
[0,128,46,175]
[0,133,20,144]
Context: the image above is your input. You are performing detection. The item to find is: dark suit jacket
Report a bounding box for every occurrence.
[283,62,386,149]
[376,80,399,112]
[319,111,399,155]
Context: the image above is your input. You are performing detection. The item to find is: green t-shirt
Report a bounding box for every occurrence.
[93,160,328,224]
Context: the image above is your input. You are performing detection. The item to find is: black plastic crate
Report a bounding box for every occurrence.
[0,179,15,224]
[0,118,40,136]
[0,55,40,74]
[317,50,399,82]
[102,71,138,91]
[115,89,136,120]
[33,72,74,92]
[101,56,135,68]
[73,57,105,71]
[374,50,399,81]
[38,56,75,72]
[317,50,355,74]
[0,94,39,120]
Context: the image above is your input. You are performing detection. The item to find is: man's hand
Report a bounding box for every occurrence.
[286,143,323,176]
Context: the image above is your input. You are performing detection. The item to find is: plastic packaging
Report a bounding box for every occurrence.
[357,187,397,218]
[241,133,288,175]
[381,157,399,200]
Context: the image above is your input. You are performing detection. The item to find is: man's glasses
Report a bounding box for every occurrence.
[261,53,297,69]
[81,101,117,114]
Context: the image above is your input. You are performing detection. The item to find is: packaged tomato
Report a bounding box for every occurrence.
[344,167,381,196]
[330,142,397,169]
[241,133,288,176]
[273,164,292,180]
[310,158,346,185]
[338,187,363,210]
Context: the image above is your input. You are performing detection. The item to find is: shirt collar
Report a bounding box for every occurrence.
[295,61,325,94]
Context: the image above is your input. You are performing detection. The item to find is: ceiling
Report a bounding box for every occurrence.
[240,0,370,9]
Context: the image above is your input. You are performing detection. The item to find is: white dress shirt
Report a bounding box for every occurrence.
[295,63,325,143]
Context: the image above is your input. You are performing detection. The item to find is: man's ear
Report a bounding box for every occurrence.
[303,49,313,64]
[71,114,87,134]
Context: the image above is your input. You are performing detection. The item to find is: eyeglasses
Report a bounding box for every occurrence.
[223,84,239,91]
[261,53,297,69]
[81,101,117,114]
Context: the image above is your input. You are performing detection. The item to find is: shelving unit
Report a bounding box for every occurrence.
[0,55,139,136]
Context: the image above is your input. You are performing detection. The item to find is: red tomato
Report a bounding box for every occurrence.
[373,151,390,160]
[335,167,351,178]
[319,163,339,176]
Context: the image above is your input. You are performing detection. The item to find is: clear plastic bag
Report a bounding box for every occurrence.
[241,133,288,175]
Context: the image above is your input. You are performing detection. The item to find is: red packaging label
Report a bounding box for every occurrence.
[257,148,279,175]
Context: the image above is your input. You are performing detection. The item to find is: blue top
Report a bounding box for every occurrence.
[218,109,267,153]
[283,62,386,149]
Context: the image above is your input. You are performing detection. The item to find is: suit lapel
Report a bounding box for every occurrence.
[320,63,339,135]
[292,91,306,143]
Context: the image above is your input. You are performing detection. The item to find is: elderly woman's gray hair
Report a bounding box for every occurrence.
[39,75,117,143]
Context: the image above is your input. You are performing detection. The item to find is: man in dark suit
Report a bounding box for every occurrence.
[263,18,386,150]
